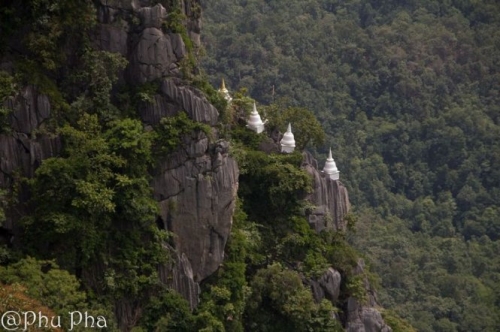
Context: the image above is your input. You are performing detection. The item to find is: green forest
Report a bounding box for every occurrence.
[0,0,397,331]
[0,0,499,331]
[201,0,500,331]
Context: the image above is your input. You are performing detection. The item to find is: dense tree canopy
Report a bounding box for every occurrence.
[201,0,500,330]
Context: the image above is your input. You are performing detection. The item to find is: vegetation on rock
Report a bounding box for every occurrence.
[201,0,500,330]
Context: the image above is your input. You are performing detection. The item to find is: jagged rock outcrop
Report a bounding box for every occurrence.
[0,86,60,234]
[159,249,200,310]
[154,136,238,283]
[139,78,219,126]
[0,0,237,314]
[346,260,393,332]
[302,151,350,232]
[310,267,342,304]
[93,0,238,310]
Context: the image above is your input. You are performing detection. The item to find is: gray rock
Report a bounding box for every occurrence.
[128,27,178,83]
[138,4,167,29]
[0,133,61,222]
[5,85,51,134]
[345,260,392,332]
[159,250,200,310]
[95,21,129,55]
[302,151,350,232]
[0,84,60,233]
[346,297,392,332]
[154,148,239,283]
[311,267,342,303]
[160,78,218,125]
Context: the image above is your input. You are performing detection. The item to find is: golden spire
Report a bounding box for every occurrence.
[221,78,227,91]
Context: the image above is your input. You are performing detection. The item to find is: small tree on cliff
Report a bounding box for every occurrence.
[263,99,326,150]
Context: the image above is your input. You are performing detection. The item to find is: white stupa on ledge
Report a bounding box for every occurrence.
[247,102,266,133]
[218,79,232,103]
[280,123,296,153]
[323,148,340,180]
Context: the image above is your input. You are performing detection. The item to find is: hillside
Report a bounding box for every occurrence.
[0,1,404,331]
[201,0,500,331]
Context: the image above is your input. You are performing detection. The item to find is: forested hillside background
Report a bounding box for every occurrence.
[201,1,500,331]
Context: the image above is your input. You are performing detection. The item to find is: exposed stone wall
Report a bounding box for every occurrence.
[345,260,393,332]
[0,86,61,235]
[0,0,238,313]
[302,151,351,232]
[93,0,238,311]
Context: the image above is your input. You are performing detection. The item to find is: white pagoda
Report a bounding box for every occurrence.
[280,123,296,153]
[323,148,340,180]
[218,79,232,103]
[246,102,266,134]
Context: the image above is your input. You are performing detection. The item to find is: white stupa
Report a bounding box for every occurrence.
[246,102,266,133]
[323,148,340,180]
[218,79,232,103]
[280,123,296,153]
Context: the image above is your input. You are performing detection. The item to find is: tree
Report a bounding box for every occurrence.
[264,101,326,150]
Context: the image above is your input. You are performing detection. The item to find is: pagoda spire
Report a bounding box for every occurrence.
[246,102,266,133]
[323,148,340,180]
[280,123,296,153]
[218,78,232,102]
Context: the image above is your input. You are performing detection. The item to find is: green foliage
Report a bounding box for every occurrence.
[69,49,128,121]
[0,70,15,133]
[0,257,86,313]
[229,126,266,151]
[238,150,311,223]
[26,0,96,71]
[23,113,167,303]
[134,80,161,104]
[264,101,326,150]
[191,76,228,115]
[202,0,500,330]
[246,263,341,332]
[382,309,417,332]
[353,210,500,332]
[138,288,196,331]
[154,111,213,156]
[0,70,15,101]
[345,275,367,303]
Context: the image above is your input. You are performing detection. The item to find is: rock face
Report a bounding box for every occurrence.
[310,267,342,304]
[0,86,61,234]
[93,0,238,311]
[346,260,393,332]
[0,0,238,314]
[154,136,239,283]
[302,151,351,232]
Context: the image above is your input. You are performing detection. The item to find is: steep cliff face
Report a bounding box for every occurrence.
[0,0,238,313]
[0,1,395,330]
[88,0,240,313]
[345,260,392,332]
[302,154,391,332]
[0,86,61,232]
[302,151,351,232]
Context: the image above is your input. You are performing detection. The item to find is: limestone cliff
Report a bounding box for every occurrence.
[95,0,239,312]
[302,153,391,332]
[0,86,61,232]
[0,0,238,315]
[0,1,392,330]
[302,151,351,232]
[345,260,392,332]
